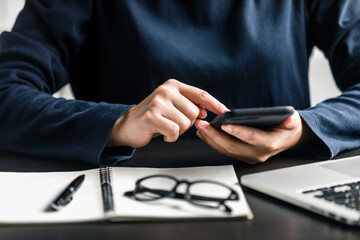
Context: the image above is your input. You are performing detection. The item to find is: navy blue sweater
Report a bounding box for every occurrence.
[1,0,360,165]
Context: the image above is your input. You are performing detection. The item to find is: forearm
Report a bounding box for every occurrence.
[298,83,360,159]
[0,84,134,165]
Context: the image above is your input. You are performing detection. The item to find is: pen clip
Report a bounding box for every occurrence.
[46,174,85,212]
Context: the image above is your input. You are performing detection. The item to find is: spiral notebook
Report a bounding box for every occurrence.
[0,165,252,224]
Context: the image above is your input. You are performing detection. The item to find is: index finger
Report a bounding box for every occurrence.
[177,82,229,115]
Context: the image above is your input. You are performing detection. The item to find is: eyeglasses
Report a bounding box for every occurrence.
[124,174,239,213]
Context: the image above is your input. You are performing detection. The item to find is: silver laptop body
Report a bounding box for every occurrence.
[242,156,360,226]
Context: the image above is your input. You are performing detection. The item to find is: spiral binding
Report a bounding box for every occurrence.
[99,166,114,214]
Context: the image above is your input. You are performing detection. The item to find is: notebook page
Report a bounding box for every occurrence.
[0,169,104,224]
[111,165,252,220]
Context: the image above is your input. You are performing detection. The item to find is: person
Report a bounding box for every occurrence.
[0,0,359,166]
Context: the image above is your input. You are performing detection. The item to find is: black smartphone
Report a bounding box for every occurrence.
[210,106,294,129]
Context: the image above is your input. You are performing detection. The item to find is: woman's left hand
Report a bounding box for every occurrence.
[195,111,312,164]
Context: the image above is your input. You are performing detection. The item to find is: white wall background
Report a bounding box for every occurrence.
[0,0,24,30]
[0,0,341,105]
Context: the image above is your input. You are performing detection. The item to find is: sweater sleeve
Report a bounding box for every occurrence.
[298,0,360,159]
[0,0,134,166]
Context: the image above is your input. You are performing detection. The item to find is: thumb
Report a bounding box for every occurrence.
[281,111,299,129]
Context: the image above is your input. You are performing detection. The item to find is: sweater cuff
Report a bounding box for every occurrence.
[100,146,136,166]
[298,109,334,159]
[84,102,135,165]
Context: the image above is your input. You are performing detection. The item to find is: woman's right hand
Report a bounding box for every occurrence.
[107,79,228,148]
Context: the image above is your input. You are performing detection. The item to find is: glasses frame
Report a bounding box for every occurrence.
[124,174,239,213]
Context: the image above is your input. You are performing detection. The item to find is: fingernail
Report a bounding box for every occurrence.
[224,105,230,112]
[197,121,209,133]
[284,115,294,127]
[222,125,232,133]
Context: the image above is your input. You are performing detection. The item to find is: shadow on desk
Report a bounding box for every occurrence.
[0,138,317,172]
[1,138,360,174]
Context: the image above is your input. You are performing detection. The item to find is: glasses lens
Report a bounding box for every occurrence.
[188,181,233,207]
[135,175,177,200]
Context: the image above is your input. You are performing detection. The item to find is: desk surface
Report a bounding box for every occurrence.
[1,139,360,240]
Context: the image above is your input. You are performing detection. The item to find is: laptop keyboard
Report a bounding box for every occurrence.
[302,181,360,211]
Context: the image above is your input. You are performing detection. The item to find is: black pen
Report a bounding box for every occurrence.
[46,174,85,212]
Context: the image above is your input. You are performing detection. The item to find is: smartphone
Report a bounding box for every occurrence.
[210,106,295,129]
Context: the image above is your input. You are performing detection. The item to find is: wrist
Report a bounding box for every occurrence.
[107,108,132,147]
[291,118,317,151]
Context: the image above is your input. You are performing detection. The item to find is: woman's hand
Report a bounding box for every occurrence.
[195,111,314,164]
[107,79,228,148]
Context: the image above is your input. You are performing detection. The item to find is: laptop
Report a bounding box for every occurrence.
[241,155,360,226]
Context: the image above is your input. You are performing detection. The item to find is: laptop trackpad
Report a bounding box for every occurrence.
[320,157,360,178]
